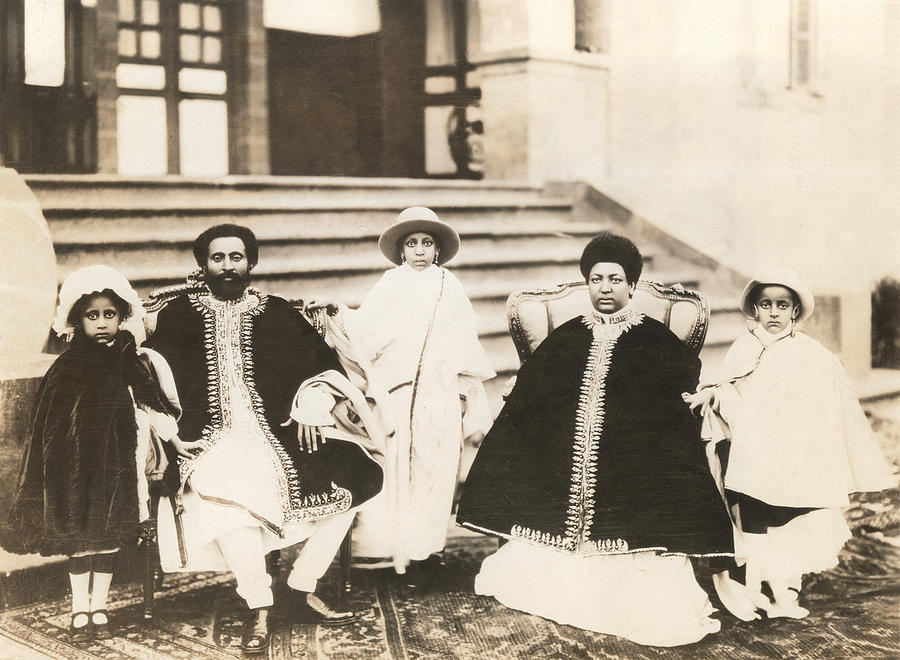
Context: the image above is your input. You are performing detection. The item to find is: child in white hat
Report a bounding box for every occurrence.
[684,267,894,619]
[0,266,181,642]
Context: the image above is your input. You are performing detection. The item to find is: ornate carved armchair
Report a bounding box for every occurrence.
[507,279,709,366]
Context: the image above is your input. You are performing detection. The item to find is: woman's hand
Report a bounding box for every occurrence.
[298,424,327,453]
[681,388,717,414]
[170,435,205,458]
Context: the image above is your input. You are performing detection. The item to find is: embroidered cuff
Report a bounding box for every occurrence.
[290,386,337,426]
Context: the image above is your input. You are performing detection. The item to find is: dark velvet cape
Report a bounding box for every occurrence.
[144,288,383,522]
[2,331,164,556]
[457,313,733,557]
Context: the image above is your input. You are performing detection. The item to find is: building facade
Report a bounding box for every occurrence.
[1,0,896,375]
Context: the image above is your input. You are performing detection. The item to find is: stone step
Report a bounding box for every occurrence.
[26,175,560,212]
[45,205,579,244]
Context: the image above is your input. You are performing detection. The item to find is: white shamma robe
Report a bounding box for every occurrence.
[704,326,895,581]
[331,263,495,573]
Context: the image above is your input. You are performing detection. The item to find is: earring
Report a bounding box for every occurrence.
[433,253,440,264]
[400,253,406,263]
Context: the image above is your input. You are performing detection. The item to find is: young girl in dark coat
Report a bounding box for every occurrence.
[1,266,180,642]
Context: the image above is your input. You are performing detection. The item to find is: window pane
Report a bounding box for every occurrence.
[424,106,456,175]
[180,2,201,29]
[179,67,227,94]
[796,39,809,85]
[119,29,138,57]
[116,63,166,90]
[179,99,229,176]
[575,0,607,53]
[141,0,159,25]
[24,0,65,87]
[141,30,161,58]
[203,5,222,32]
[118,0,135,22]
[202,36,221,64]
[180,34,201,62]
[117,96,168,175]
[796,0,810,33]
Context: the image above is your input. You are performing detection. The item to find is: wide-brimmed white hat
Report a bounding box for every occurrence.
[739,266,814,322]
[52,265,145,340]
[377,207,461,266]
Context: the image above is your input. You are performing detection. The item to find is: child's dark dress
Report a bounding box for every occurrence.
[2,330,169,556]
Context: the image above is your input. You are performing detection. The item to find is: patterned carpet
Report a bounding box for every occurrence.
[1,418,898,659]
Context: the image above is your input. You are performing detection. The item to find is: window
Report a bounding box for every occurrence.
[574,0,607,54]
[789,0,817,92]
[116,0,229,175]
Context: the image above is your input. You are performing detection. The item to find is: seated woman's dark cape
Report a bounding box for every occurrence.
[144,290,383,514]
[457,315,733,557]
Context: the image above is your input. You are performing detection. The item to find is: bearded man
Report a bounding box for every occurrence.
[146,224,383,654]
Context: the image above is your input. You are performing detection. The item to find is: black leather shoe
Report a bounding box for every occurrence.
[91,610,114,640]
[240,608,271,655]
[69,612,93,643]
[297,593,358,626]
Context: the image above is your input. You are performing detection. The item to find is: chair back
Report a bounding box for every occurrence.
[507,279,709,363]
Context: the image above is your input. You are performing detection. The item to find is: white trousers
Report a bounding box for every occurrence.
[216,511,354,609]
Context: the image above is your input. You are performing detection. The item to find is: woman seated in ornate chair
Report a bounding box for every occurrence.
[456,232,734,647]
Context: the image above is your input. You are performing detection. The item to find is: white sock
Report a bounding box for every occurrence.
[69,573,90,626]
[90,572,114,623]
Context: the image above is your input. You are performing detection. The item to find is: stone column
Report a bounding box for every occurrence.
[469,0,609,182]
[229,0,270,175]
[0,168,57,522]
[94,0,119,174]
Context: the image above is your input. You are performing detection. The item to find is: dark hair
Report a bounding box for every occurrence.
[67,289,131,328]
[750,283,800,309]
[193,224,259,267]
[579,232,643,284]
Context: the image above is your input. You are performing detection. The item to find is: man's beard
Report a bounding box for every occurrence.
[205,271,252,300]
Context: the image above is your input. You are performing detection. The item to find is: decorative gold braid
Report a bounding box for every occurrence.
[565,312,642,552]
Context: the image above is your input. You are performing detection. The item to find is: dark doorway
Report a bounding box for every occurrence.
[267,29,383,176]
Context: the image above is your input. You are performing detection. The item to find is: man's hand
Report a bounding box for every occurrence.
[170,434,205,458]
[298,424,327,453]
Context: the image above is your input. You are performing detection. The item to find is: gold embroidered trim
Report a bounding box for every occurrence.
[510,525,629,554]
[565,312,643,551]
[580,305,639,329]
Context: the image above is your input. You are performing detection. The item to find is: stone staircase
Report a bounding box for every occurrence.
[25,175,748,400]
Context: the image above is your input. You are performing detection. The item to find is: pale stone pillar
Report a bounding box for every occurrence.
[0,168,57,538]
[469,0,609,182]
[0,167,57,372]
[836,291,872,380]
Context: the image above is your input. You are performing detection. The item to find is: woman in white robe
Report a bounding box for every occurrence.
[311,207,495,573]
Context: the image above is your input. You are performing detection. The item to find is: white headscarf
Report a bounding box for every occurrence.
[52,265,145,342]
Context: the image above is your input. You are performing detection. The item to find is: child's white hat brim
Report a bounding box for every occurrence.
[739,266,814,322]
[52,265,145,340]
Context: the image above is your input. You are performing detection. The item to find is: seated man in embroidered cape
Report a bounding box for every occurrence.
[145,224,384,653]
